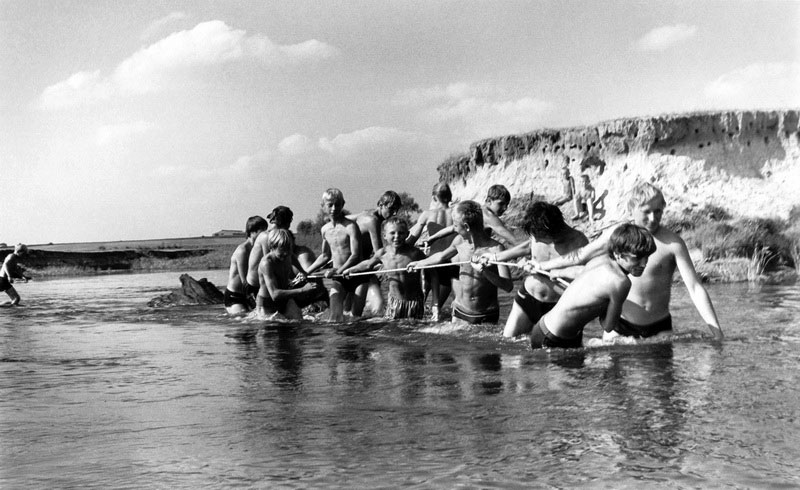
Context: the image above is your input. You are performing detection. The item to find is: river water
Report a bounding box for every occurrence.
[1,270,799,488]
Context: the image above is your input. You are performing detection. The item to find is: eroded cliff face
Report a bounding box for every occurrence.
[437,110,800,223]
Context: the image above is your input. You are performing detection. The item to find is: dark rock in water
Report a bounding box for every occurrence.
[148,274,225,307]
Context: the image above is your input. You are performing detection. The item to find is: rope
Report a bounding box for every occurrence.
[487,260,571,288]
[306,260,471,279]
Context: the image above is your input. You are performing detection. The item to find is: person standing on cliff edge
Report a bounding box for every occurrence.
[534,182,723,341]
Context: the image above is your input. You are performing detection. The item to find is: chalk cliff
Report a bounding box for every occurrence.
[437,110,800,224]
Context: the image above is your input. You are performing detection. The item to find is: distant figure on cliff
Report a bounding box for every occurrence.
[1,244,32,307]
[552,156,575,207]
[406,182,455,321]
[225,216,268,315]
[536,182,724,341]
[572,174,598,221]
[347,190,403,316]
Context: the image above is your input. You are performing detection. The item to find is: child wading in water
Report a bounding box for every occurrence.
[1,244,32,306]
[530,223,656,349]
[344,217,427,319]
[256,229,320,320]
[225,216,268,315]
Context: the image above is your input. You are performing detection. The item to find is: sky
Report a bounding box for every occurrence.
[1,0,798,244]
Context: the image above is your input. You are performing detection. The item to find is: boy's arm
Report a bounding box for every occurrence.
[365,217,382,256]
[343,251,383,276]
[673,238,723,339]
[538,228,611,271]
[306,229,332,274]
[290,254,308,277]
[264,259,315,302]
[600,278,631,334]
[471,245,513,292]
[488,240,530,263]
[406,211,428,245]
[426,225,455,243]
[483,212,518,246]
[408,241,460,269]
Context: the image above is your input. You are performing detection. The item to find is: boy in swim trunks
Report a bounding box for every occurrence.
[536,182,723,341]
[480,202,588,337]
[246,206,308,308]
[343,217,427,319]
[530,223,656,349]
[346,190,403,316]
[305,188,366,322]
[408,200,513,325]
[1,244,31,306]
[406,182,455,320]
[256,229,320,320]
[224,216,268,315]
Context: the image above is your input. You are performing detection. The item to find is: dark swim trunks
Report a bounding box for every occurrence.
[0,276,11,292]
[245,282,259,309]
[514,288,556,325]
[224,289,249,308]
[530,317,583,350]
[452,302,500,324]
[615,315,673,338]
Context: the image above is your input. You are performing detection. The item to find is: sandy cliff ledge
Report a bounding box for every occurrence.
[437,110,800,222]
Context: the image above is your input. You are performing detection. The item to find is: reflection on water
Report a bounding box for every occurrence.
[1,271,800,487]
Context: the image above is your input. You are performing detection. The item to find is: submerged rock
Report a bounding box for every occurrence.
[148,274,224,307]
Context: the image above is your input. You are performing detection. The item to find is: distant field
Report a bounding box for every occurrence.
[24,236,245,253]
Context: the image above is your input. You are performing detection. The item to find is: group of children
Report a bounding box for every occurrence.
[225,179,724,349]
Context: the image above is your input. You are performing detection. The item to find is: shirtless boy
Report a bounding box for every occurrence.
[306,188,365,322]
[344,217,427,319]
[1,244,32,306]
[408,200,513,325]
[426,184,518,247]
[407,182,456,319]
[225,215,268,314]
[530,224,656,349]
[537,182,723,340]
[573,174,597,221]
[347,190,402,315]
[481,202,588,337]
[256,229,320,320]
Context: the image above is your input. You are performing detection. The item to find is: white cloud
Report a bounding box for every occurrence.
[140,12,188,41]
[635,24,697,52]
[319,126,418,157]
[704,62,800,107]
[38,20,340,109]
[95,121,155,146]
[395,82,553,138]
[278,134,315,156]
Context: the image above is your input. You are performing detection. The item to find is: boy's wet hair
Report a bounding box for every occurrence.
[14,243,28,255]
[486,184,511,203]
[267,228,293,252]
[377,190,402,210]
[522,201,568,238]
[268,206,294,229]
[455,200,484,229]
[431,182,452,204]
[627,182,665,212]
[245,216,269,235]
[322,188,345,205]
[382,216,409,231]
[608,224,656,258]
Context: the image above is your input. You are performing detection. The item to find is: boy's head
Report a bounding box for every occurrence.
[453,200,484,236]
[485,185,511,216]
[377,191,402,219]
[627,182,666,233]
[522,201,568,241]
[321,188,346,218]
[267,206,294,230]
[608,223,656,277]
[382,216,409,245]
[245,216,269,237]
[267,228,293,259]
[14,243,28,256]
[580,174,591,186]
[431,182,452,204]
